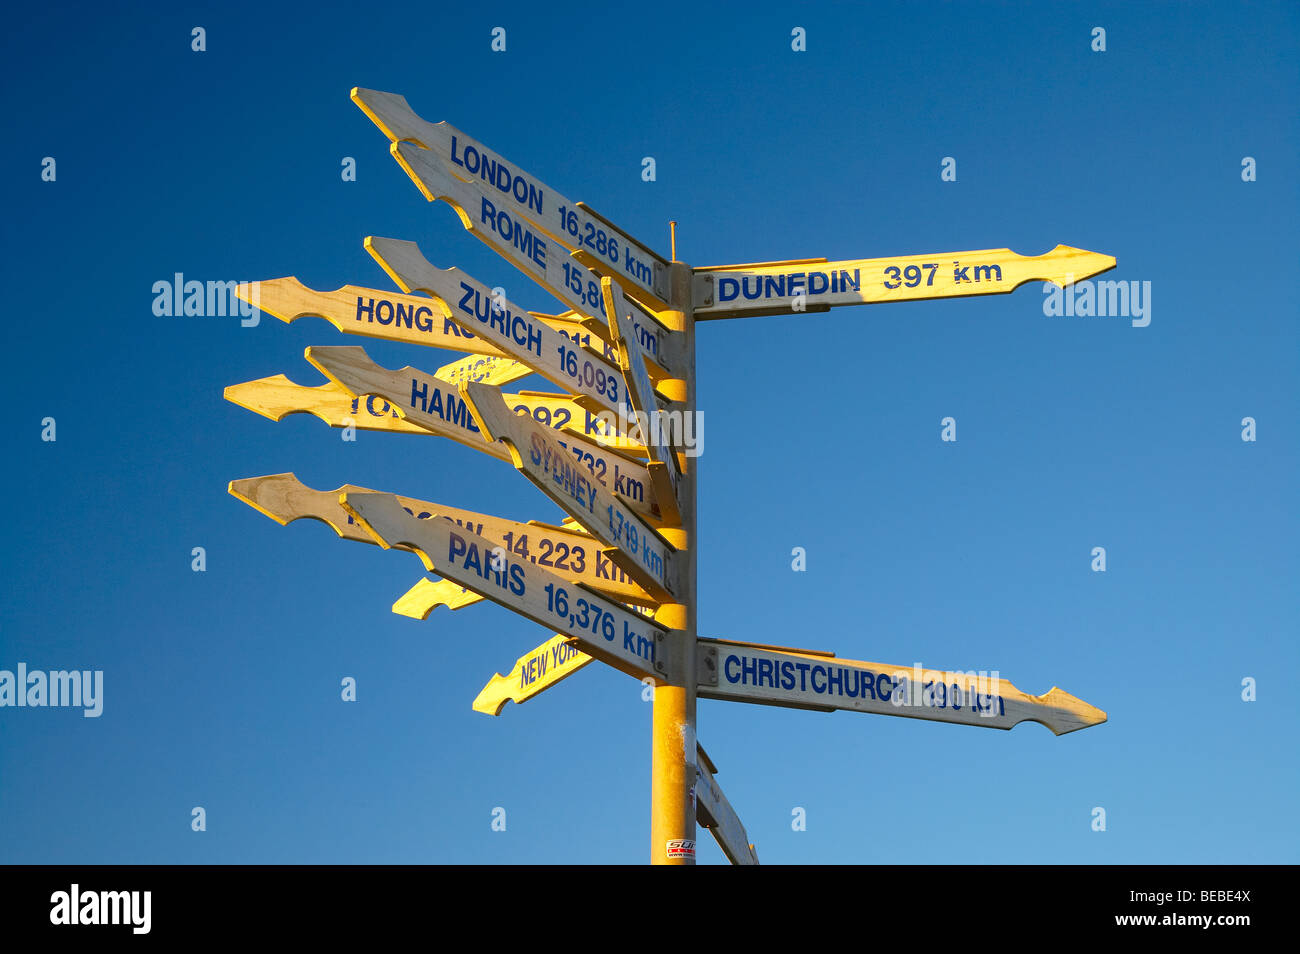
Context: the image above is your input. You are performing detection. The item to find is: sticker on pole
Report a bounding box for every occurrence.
[666,839,696,860]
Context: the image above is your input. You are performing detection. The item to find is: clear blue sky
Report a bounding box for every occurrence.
[2,0,1295,864]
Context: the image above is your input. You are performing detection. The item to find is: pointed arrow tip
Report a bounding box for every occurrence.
[1043,245,1118,286]
[1040,686,1108,735]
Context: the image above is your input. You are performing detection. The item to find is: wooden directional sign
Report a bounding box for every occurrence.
[393,578,483,616]
[603,277,677,477]
[235,278,508,357]
[693,246,1118,318]
[463,382,680,603]
[228,473,658,608]
[433,352,535,388]
[510,391,646,456]
[694,745,758,866]
[303,345,509,461]
[235,276,619,366]
[225,374,431,435]
[472,635,594,716]
[365,236,633,420]
[225,375,644,454]
[375,137,687,380]
[696,639,1107,735]
[341,491,679,683]
[223,86,1116,865]
[305,346,663,522]
[352,87,672,305]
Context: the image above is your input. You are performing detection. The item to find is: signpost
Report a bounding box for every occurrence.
[363,236,634,419]
[696,639,1107,735]
[227,472,659,609]
[472,635,594,716]
[234,277,619,367]
[693,246,1118,318]
[694,745,758,866]
[225,375,643,452]
[340,491,678,684]
[302,345,665,521]
[225,86,1114,864]
[462,381,679,601]
[351,88,673,306]
[373,129,688,380]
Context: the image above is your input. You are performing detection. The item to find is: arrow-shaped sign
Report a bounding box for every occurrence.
[234,278,508,356]
[351,87,672,305]
[340,491,678,683]
[365,236,635,421]
[377,139,687,380]
[694,745,758,866]
[234,276,619,366]
[393,578,484,616]
[225,374,432,435]
[228,473,658,608]
[509,391,646,456]
[432,352,535,388]
[303,346,508,460]
[463,382,680,602]
[603,277,677,474]
[305,346,663,521]
[472,634,594,716]
[696,639,1106,735]
[225,374,646,455]
[603,276,681,523]
[693,246,1118,318]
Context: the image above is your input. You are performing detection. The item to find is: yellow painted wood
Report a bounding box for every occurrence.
[603,277,681,524]
[392,578,483,616]
[351,87,671,305]
[648,261,698,866]
[693,245,1118,318]
[463,382,680,603]
[602,277,677,477]
[303,345,510,461]
[226,471,658,607]
[694,744,758,866]
[365,236,634,420]
[472,634,594,716]
[225,374,432,434]
[378,140,688,380]
[697,639,1107,735]
[304,345,664,523]
[233,276,616,365]
[509,391,647,456]
[340,491,679,684]
[225,374,646,455]
[233,278,509,357]
[433,352,534,388]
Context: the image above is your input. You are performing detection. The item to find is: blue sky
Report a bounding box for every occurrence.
[2,0,1296,864]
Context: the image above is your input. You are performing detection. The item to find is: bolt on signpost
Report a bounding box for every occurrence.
[227,88,1115,865]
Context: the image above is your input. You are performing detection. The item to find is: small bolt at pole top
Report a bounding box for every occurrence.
[670,221,678,262]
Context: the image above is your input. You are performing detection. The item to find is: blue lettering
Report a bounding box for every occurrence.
[410,378,428,413]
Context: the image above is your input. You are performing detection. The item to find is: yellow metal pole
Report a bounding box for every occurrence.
[650,250,696,865]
